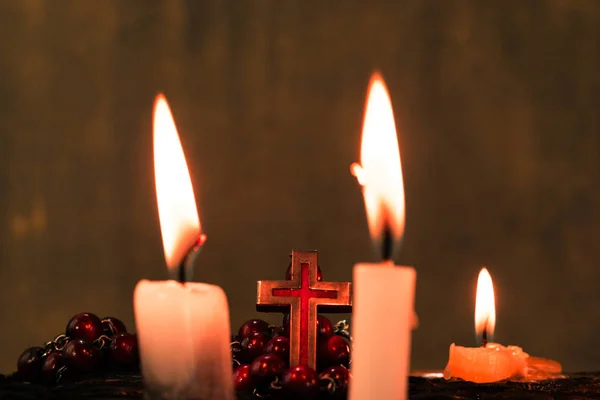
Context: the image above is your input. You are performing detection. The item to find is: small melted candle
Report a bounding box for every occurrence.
[443,342,562,383]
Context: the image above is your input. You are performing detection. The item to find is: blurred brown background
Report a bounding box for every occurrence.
[1,0,600,374]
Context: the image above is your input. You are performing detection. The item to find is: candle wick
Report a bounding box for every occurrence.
[173,234,206,283]
[481,318,488,347]
[380,223,394,262]
[176,264,186,284]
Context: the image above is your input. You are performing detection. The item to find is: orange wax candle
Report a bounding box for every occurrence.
[444,268,561,383]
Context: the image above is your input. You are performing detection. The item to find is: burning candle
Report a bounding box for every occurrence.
[348,73,416,400]
[134,95,234,400]
[444,268,562,383]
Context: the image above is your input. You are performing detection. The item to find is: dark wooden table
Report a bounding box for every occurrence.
[3,372,600,399]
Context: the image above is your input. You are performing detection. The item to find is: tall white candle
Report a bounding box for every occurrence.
[134,95,233,400]
[352,264,416,400]
[349,73,416,400]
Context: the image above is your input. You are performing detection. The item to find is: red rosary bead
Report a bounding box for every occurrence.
[264,336,290,366]
[101,317,127,336]
[109,333,138,365]
[63,339,100,373]
[250,353,285,389]
[66,313,104,342]
[317,315,333,340]
[281,364,319,399]
[238,319,270,338]
[319,365,350,399]
[16,347,43,382]
[318,335,350,369]
[240,332,270,363]
[41,353,65,384]
[232,364,253,392]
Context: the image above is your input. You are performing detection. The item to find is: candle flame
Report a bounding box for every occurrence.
[351,72,405,260]
[153,94,201,269]
[475,267,496,341]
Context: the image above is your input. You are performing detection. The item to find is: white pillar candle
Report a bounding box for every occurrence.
[135,281,232,400]
[349,73,416,400]
[351,264,415,400]
[134,94,233,400]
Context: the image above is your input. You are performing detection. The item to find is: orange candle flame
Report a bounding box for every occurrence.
[351,72,405,260]
[475,268,496,343]
[153,94,202,270]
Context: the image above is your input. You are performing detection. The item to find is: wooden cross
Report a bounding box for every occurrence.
[256,250,352,369]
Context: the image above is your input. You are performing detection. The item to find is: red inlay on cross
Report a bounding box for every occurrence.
[256,250,352,369]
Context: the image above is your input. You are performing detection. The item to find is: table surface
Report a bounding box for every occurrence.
[2,372,600,399]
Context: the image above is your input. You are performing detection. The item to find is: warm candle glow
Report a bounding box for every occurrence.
[351,72,405,258]
[475,268,496,340]
[153,94,201,269]
[444,267,562,383]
